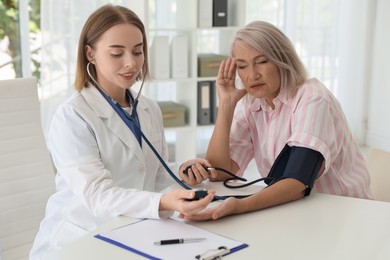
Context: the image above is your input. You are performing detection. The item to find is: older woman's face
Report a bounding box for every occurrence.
[233,41,280,108]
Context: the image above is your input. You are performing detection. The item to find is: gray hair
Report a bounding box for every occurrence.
[232,21,307,96]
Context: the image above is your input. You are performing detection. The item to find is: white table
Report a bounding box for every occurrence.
[59,192,390,260]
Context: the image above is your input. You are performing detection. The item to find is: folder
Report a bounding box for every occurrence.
[213,0,228,27]
[198,0,213,28]
[170,35,189,79]
[157,101,187,127]
[95,218,248,260]
[149,36,170,79]
[197,81,212,125]
[210,81,218,123]
[198,54,229,77]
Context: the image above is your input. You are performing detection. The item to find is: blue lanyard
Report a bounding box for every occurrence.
[97,88,226,200]
[97,88,194,190]
[99,89,142,147]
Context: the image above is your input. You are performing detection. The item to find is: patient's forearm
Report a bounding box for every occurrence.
[234,178,306,214]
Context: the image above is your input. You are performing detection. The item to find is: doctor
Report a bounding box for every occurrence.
[30,4,214,260]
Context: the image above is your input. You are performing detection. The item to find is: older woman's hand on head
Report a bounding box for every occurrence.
[216,57,247,106]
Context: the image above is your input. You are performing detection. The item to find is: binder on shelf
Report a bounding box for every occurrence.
[149,36,170,80]
[213,0,228,27]
[198,0,213,28]
[210,81,219,123]
[197,81,212,125]
[170,35,189,79]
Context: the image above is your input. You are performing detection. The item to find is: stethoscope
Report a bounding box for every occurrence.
[87,62,274,201]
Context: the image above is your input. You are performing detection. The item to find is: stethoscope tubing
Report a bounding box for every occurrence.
[87,63,271,201]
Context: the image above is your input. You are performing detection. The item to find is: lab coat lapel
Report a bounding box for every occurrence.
[106,111,145,163]
[136,95,152,153]
[81,86,145,163]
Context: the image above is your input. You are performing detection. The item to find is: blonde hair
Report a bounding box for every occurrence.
[232,21,307,96]
[74,4,149,91]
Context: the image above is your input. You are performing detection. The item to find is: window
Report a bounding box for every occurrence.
[0,0,41,80]
[5,0,373,144]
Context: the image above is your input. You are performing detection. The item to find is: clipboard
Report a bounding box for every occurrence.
[95,218,248,260]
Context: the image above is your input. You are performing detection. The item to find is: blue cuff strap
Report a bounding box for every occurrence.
[264,144,324,196]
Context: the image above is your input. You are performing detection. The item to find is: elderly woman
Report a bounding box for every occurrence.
[182,21,371,221]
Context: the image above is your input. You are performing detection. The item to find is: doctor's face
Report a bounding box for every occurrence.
[87,23,144,92]
[233,41,281,108]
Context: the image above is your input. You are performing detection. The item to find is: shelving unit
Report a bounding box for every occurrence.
[129,0,246,162]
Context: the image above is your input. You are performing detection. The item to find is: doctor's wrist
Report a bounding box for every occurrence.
[159,193,171,212]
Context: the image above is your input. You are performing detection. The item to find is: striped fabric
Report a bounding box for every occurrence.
[230,78,371,199]
[0,78,55,260]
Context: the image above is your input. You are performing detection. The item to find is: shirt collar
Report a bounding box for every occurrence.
[81,84,148,118]
[249,90,290,112]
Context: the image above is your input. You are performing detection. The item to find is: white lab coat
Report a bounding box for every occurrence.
[30,86,176,260]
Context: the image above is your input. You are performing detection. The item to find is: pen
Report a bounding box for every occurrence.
[154,237,206,245]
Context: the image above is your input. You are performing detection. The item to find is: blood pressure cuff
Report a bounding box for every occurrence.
[264,144,324,196]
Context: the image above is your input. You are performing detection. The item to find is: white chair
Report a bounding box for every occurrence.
[366,147,390,202]
[0,78,55,260]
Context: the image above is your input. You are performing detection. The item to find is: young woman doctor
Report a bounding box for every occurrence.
[30,4,214,259]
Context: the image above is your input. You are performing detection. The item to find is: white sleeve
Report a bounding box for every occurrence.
[48,104,167,219]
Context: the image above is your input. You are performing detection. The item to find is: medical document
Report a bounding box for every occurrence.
[95,218,247,260]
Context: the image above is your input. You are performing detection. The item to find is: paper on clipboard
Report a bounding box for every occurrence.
[95,218,248,260]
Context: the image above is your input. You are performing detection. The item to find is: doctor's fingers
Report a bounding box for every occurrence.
[190,164,211,182]
[181,168,201,185]
[183,166,210,185]
[181,192,215,216]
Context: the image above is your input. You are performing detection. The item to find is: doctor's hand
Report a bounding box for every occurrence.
[179,159,217,185]
[160,189,215,216]
[178,197,240,221]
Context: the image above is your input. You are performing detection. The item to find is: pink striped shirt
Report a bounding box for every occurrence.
[230,78,372,199]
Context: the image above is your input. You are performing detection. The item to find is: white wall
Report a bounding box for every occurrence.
[366,0,390,151]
